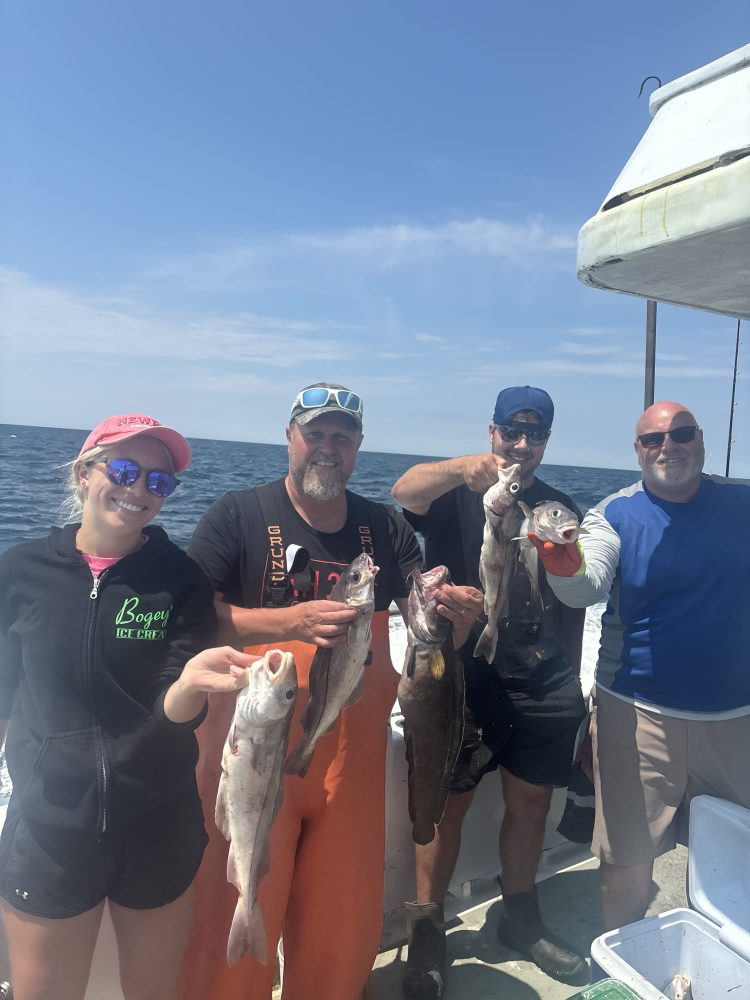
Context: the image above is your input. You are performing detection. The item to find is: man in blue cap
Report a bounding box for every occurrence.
[392,386,587,996]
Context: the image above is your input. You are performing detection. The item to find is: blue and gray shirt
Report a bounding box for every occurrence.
[547,475,750,717]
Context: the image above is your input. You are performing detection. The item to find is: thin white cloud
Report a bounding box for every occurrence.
[415,332,444,343]
[143,215,576,291]
[0,267,356,366]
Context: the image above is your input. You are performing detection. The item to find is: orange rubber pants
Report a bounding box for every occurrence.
[180,611,398,1000]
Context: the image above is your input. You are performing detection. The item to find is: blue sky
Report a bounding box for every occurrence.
[1,2,748,475]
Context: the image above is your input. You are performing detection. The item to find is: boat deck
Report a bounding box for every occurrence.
[368,846,688,999]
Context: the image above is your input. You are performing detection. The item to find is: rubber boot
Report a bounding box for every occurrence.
[402,901,446,999]
[496,887,587,983]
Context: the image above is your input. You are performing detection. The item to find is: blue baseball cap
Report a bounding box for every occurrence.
[493,386,554,430]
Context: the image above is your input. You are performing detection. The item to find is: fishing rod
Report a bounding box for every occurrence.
[725,318,741,477]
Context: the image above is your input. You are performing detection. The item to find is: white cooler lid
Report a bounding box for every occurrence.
[689,795,750,961]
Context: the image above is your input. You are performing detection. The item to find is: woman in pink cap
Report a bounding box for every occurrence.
[0,414,257,1000]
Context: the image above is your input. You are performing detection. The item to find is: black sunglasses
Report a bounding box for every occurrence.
[93,457,180,498]
[495,423,550,446]
[637,426,699,449]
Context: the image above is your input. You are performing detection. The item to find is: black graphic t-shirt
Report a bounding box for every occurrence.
[188,478,422,612]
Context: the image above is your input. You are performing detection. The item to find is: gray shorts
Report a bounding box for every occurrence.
[591,685,750,866]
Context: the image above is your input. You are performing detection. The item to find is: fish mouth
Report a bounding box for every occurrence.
[420,565,449,590]
[263,649,296,683]
[560,527,578,542]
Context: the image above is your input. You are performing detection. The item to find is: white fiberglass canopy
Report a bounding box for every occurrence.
[577,44,750,320]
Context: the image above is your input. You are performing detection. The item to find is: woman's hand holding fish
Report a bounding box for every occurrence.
[163,647,259,723]
[527,532,583,577]
[435,584,484,649]
[461,454,508,494]
[285,599,360,648]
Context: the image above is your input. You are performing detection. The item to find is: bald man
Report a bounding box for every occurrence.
[531,402,750,930]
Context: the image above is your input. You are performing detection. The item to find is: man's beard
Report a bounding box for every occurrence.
[300,461,344,501]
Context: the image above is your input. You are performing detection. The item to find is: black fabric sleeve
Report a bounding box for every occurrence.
[152,560,218,731]
[385,507,423,599]
[188,493,245,597]
[0,547,23,719]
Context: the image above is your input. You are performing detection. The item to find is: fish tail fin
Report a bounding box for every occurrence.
[413,819,437,846]
[428,650,445,680]
[473,625,496,664]
[227,901,268,966]
[284,741,312,778]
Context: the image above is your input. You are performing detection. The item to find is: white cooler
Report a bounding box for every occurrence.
[591,795,750,999]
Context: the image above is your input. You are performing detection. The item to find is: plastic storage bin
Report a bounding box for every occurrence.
[591,795,750,999]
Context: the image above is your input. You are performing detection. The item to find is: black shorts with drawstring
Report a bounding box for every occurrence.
[0,790,208,919]
[448,655,586,794]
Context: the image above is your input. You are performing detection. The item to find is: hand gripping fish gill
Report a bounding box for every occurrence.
[473,464,524,663]
[397,566,465,845]
[285,552,378,778]
[215,649,298,966]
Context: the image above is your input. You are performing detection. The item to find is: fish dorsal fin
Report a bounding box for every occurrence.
[518,500,533,520]
[429,650,445,680]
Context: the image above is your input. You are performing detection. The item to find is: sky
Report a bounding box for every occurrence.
[1,1,748,475]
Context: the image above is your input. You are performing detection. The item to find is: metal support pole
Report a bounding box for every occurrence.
[644,300,657,409]
[725,319,741,477]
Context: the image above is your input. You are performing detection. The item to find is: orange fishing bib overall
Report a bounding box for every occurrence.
[180,610,398,1000]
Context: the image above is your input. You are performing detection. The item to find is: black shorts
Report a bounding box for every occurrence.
[0,790,208,919]
[449,656,586,794]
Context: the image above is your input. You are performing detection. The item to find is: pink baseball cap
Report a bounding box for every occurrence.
[78,414,192,473]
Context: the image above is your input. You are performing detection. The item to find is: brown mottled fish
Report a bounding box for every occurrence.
[397,565,465,845]
[285,552,378,778]
[216,649,298,966]
[473,464,524,663]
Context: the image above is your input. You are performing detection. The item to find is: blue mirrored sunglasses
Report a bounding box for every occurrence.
[94,457,180,497]
[293,387,363,417]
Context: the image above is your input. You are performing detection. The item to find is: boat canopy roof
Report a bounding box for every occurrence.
[577,44,750,320]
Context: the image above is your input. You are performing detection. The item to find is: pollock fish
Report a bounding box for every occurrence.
[514,499,585,607]
[216,649,298,966]
[397,565,464,845]
[473,464,525,663]
[664,973,693,1000]
[285,552,378,778]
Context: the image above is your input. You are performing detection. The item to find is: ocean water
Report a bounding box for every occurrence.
[0,422,640,553]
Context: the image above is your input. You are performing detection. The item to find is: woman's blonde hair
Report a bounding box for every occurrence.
[59,445,106,523]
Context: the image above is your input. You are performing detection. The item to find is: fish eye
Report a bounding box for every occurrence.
[509,482,521,494]
[349,571,361,583]
[550,509,562,518]
[284,689,295,701]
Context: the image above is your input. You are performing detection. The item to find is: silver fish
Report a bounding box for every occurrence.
[216,649,298,966]
[514,499,585,607]
[285,552,378,777]
[473,464,524,663]
[518,499,584,545]
[397,565,465,845]
[664,973,693,1000]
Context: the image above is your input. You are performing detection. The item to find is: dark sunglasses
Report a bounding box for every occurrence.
[495,423,551,446]
[637,426,699,449]
[93,457,180,497]
[292,387,363,417]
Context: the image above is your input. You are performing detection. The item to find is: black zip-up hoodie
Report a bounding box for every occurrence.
[0,524,217,835]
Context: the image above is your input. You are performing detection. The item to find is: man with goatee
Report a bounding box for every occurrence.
[180,383,480,1000]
